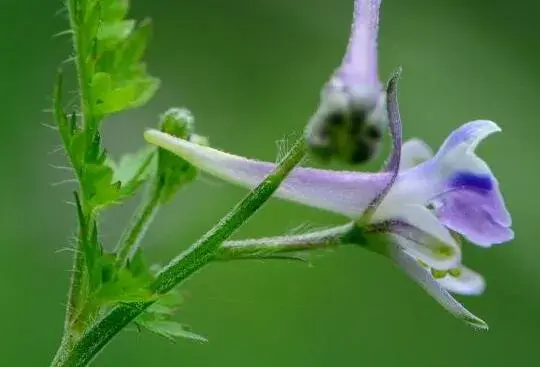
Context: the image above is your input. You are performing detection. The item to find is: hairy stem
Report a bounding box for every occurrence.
[217,223,355,260]
[68,0,97,139]
[114,185,162,268]
[51,138,307,366]
[60,0,100,347]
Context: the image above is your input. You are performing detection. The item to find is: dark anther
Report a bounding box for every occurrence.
[350,141,371,164]
[325,111,345,126]
[350,109,367,126]
[350,109,367,137]
[365,125,382,140]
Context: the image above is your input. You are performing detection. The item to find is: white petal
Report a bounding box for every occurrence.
[374,203,461,265]
[400,139,433,170]
[391,246,488,330]
[399,205,459,248]
[391,233,460,271]
[144,130,389,218]
[438,267,486,296]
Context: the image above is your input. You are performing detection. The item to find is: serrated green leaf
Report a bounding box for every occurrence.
[91,75,159,115]
[124,255,196,342]
[88,134,108,165]
[98,20,135,43]
[91,72,113,109]
[87,221,103,292]
[96,84,135,115]
[138,320,207,343]
[108,147,155,187]
[69,131,87,169]
[100,0,130,22]
[114,19,152,74]
[81,2,101,48]
[145,303,175,316]
[53,69,71,146]
[93,276,156,304]
[128,76,160,109]
[73,144,154,211]
[127,249,151,278]
[100,252,116,285]
[92,251,156,305]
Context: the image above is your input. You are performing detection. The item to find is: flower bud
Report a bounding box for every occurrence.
[305,0,386,164]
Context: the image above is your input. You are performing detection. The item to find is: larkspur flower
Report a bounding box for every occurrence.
[305,0,388,164]
[144,113,513,328]
[142,0,513,329]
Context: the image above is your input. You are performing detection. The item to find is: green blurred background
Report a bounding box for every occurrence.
[1,0,539,365]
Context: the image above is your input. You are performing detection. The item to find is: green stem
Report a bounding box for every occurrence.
[59,0,100,349]
[68,0,97,139]
[217,224,354,260]
[51,138,307,367]
[114,185,162,269]
[64,231,86,340]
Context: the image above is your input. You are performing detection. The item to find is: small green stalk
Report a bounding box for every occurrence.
[61,0,99,343]
[114,185,162,269]
[67,0,98,141]
[51,138,306,366]
[217,223,355,260]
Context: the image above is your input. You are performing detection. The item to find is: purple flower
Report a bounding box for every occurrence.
[144,118,513,328]
[305,0,387,164]
[335,0,382,88]
[141,0,513,329]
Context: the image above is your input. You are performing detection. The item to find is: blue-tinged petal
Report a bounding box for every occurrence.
[401,120,513,247]
[400,138,433,170]
[391,245,488,330]
[437,266,486,296]
[436,190,514,246]
[145,129,389,218]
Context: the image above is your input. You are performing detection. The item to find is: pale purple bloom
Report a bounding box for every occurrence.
[144,118,513,328]
[334,0,382,89]
[142,0,513,329]
[305,0,387,164]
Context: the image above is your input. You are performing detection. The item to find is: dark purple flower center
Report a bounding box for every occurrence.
[450,172,493,193]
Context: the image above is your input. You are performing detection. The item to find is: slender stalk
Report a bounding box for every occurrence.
[67,0,97,139]
[217,223,354,260]
[60,0,101,347]
[114,185,162,268]
[51,138,307,366]
[64,230,86,339]
[63,0,86,333]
